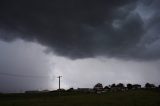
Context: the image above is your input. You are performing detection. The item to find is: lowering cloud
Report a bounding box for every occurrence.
[0,0,160,60]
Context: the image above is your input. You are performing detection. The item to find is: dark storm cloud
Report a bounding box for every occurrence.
[0,0,159,60]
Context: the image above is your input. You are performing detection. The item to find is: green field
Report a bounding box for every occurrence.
[0,90,160,106]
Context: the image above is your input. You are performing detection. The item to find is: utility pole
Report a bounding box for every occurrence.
[57,76,62,90]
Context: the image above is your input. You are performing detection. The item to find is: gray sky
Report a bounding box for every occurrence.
[0,0,160,92]
[0,39,160,93]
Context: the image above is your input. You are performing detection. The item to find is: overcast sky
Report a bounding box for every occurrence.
[0,0,160,93]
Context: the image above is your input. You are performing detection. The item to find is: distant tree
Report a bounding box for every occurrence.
[158,85,160,89]
[111,84,116,88]
[93,83,103,91]
[110,84,117,92]
[67,88,74,92]
[145,83,155,89]
[117,83,125,88]
[116,83,125,91]
[127,83,133,90]
[58,89,65,92]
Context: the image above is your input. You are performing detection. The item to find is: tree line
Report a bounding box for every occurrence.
[92,82,160,93]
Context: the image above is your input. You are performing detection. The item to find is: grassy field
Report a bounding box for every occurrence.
[0,90,160,106]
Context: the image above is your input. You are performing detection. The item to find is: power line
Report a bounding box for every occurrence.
[0,72,49,79]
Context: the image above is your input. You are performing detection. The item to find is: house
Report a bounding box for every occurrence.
[132,84,141,89]
[103,86,110,92]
